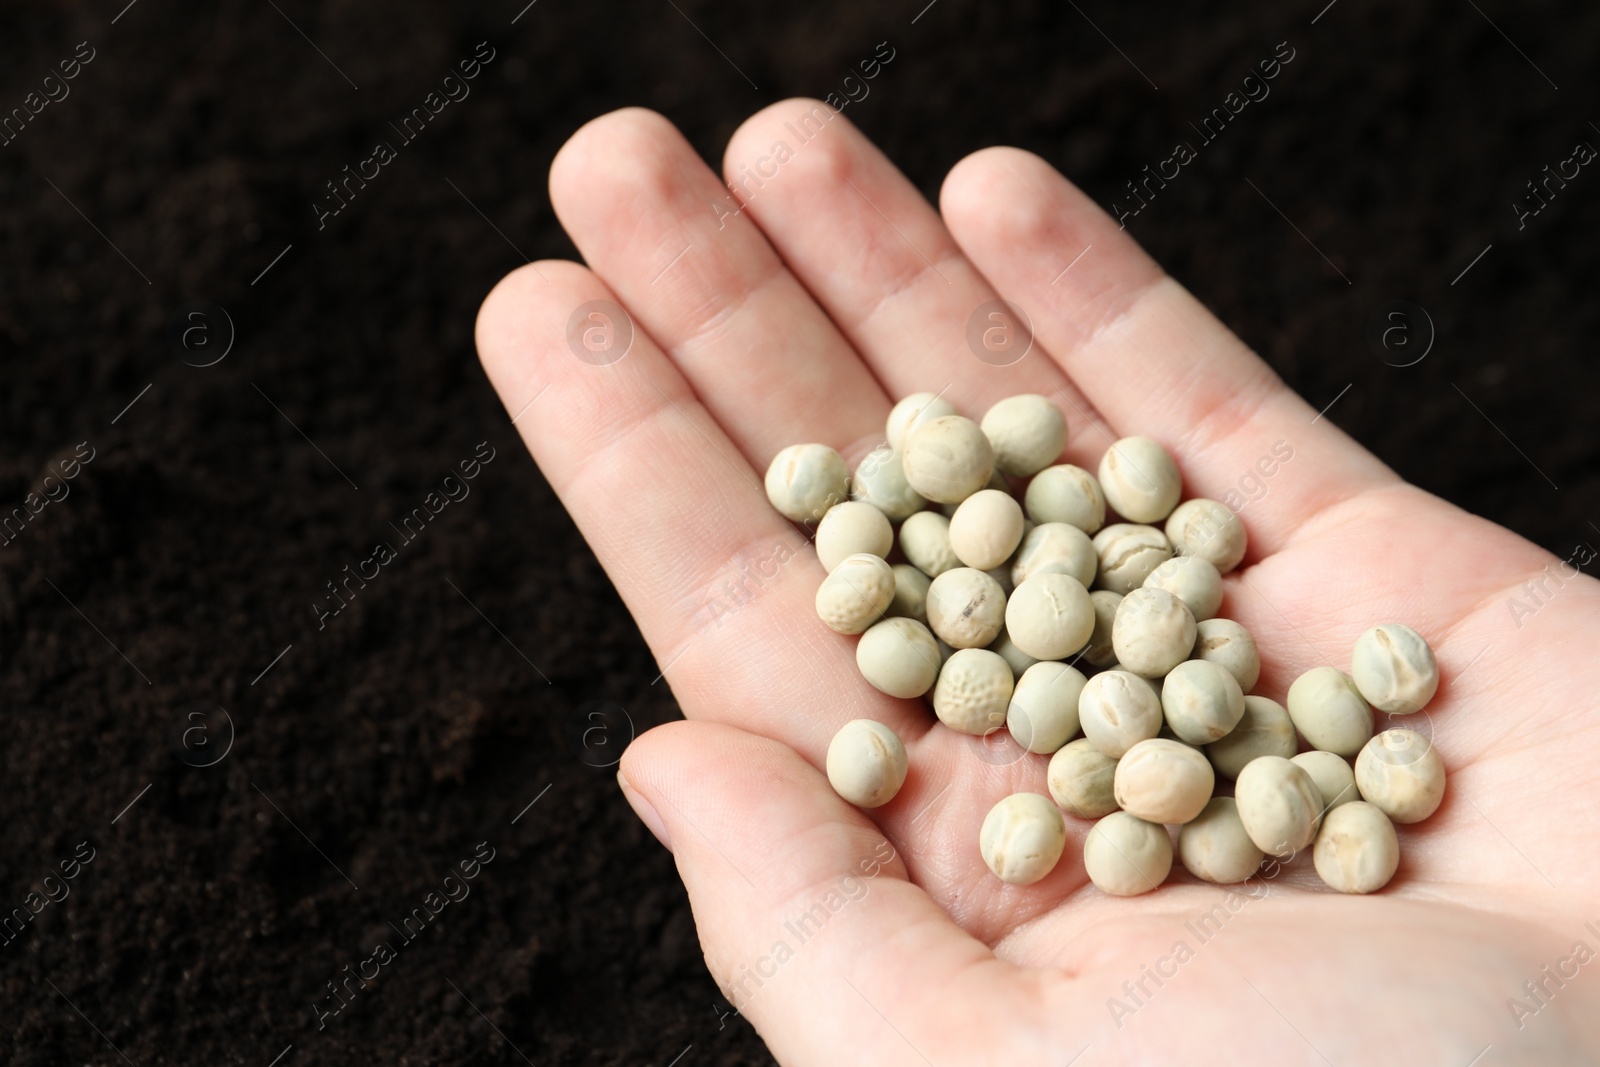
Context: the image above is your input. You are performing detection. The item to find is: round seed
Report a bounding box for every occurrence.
[1008,661,1087,754]
[1047,739,1120,818]
[1082,590,1122,668]
[1011,522,1097,588]
[826,719,908,808]
[925,567,1007,649]
[979,793,1067,885]
[1005,572,1095,660]
[1191,618,1261,693]
[1114,738,1215,824]
[886,564,932,625]
[856,617,942,699]
[1111,587,1196,678]
[1098,437,1182,523]
[1083,812,1172,896]
[1313,801,1399,894]
[1207,696,1296,779]
[980,394,1067,477]
[931,648,1014,735]
[988,628,1040,678]
[1234,756,1323,858]
[899,511,960,578]
[815,500,893,572]
[1092,523,1173,594]
[1024,464,1106,533]
[948,489,1025,570]
[815,554,896,634]
[1143,554,1224,622]
[1351,623,1439,715]
[1286,667,1374,757]
[764,443,849,523]
[851,446,926,521]
[1354,729,1446,823]
[1178,797,1265,884]
[1292,751,1359,812]
[902,415,996,504]
[1161,659,1246,744]
[1165,498,1248,574]
[1079,670,1164,758]
[886,392,958,452]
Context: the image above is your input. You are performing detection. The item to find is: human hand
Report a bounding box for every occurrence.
[474,100,1600,1065]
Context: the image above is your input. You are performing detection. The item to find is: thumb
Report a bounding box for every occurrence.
[616,719,1062,1066]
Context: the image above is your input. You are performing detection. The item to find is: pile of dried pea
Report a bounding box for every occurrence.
[767,393,1446,896]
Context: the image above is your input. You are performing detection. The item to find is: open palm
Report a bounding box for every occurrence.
[475,100,1600,1065]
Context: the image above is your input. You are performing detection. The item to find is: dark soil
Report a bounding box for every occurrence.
[1,0,1595,1063]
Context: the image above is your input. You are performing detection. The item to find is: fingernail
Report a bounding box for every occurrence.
[617,770,672,851]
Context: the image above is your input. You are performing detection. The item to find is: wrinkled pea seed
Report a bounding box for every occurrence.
[886,392,959,452]
[1143,554,1224,622]
[979,793,1067,885]
[1007,661,1087,755]
[1098,437,1182,523]
[1354,729,1446,823]
[1178,797,1265,884]
[1047,738,1120,819]
[925,567,1007,649]
[948,489,1026,571]
[1351,623,1439,715]
[1287,666,1375,757]
[1234,755,1323,858]
[887,563,932,625]
[1112,587,1197,678]
[1206,696,1296,779]
[931,648,1014,735]
[1083,811,1172,896]
[1092,523,1174,594]
[1005,572,1095,660]
[1082,590,1122,668]
[1165,497,1248,574]
[1313,801,1399,894]
[851,445,927,521]
[764,443,849,523]
[1011,522,1097,588]
[856,617,942,699]
[1190,617,1261,693]
[815,554,896,634]
[1292,750,1359,812]
[815,500,893,572]
[1079,670,1165,758]
[902,415,995,504]
[1024,464,1106,533]
[1114,738,1216,824]
[826,719,909,808]
[1161,659,1246,745]
[981,393,1068,477]
[988,628,1040,677]
[899,511,961,578]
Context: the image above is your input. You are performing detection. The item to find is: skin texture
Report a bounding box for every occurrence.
[476,102,1600,1065]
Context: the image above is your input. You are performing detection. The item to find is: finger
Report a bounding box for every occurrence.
[616,720,1076,1065]
[940,148,1398,554]
[475,259,929,750]
[548,108,889,469]
[723,99,1114,465]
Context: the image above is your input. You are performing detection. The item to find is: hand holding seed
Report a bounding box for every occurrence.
[477,102,1600,1065]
